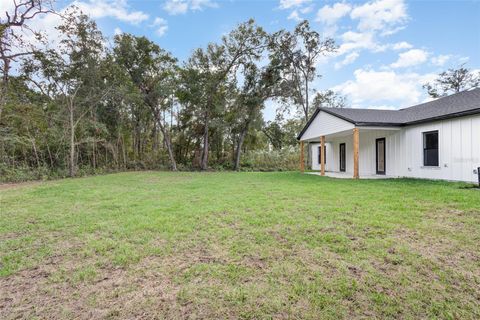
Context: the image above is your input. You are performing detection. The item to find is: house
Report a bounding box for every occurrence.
[297,88,480,183]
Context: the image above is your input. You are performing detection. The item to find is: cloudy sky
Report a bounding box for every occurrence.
[2,0,480,120]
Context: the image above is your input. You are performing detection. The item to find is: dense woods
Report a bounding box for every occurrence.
[2,1,477,182]
[0,0,343,181]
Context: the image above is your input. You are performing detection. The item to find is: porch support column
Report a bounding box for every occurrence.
[353,128,359,179]
[300,141,304,173]
[320,136,325,176]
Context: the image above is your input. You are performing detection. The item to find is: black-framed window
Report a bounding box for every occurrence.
[318,146,326,164]
[423,130,439,167]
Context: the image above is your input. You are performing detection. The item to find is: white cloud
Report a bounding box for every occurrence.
[333,68,435,107]
[390,49,429,68]
[73,0,149,24]
[279,0,313,22]
[190,0,217,10]
[152,17,168,37]
[0,1,15,14]
[323,0,410,61]
[316,2,351,25]
[19,8,63,49]
[279,0,312,10]
[2,0,150,57]
[287,10,302,21]
[366,105,397,110]
[1,1,149,51]
[0,0,59,50]
[164,0,188,14]
[114,27,122,35]
[431,54,451,66]
[164,0,217,15]
[337,31,386,55]
[335,51,359,69]
[392,41,412,50]
[350,0,408,35]
[300,5,314,14]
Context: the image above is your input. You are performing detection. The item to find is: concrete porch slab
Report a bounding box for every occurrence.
[305,171,396,179]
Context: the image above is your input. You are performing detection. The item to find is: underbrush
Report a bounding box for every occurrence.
[0,148,302,183]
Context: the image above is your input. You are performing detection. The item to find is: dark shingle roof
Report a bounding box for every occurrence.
[399,87,480,123]
[318,108,404,125]
[298,88,480,139]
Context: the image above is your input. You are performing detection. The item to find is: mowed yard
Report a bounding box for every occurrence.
[1,172,479,319]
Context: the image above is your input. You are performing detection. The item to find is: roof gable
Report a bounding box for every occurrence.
[298,88,480,140]
[299,110,354,141]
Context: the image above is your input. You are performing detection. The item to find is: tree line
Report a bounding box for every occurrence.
[0,1,346,180]
[1,1,478,181]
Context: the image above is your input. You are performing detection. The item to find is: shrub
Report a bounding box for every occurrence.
[240,147,299,171]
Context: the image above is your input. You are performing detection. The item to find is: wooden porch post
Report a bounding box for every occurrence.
[320,136,325,176]
[353,128,359,179]
[300,141,304,173]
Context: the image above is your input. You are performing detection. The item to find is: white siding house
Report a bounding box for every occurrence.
[298,88,480,183]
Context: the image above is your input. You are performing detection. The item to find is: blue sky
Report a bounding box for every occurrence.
[3,0,480,120]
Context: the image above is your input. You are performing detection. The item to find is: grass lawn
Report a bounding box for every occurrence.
[1,172,479,319]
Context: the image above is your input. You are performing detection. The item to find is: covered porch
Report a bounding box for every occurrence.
[299,126,401,179]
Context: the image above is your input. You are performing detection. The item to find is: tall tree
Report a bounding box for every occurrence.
[1,15,345,180]
[24,11,107,177]
[311,89,347,109]
[0,0,54,120]
[269,20,336,123]
[185,19,267,170]
[113,34,178,171]
[230,62,281,170]
[262,117,303,151]
[423,64,480,98]
[176,64,210,167]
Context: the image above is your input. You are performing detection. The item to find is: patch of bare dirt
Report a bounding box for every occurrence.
[394,227,480,274]
[0,249,210,319]
[0,180,47,191]
[1,235,262,320]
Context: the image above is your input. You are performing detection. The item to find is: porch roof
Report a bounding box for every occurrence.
[298,88,480,140]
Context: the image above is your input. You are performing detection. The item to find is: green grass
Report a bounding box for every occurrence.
[1,172,479,319]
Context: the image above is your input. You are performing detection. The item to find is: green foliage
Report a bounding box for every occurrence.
[423,64,480,98]
[269,20,337,122]
[0,12,344,179]
[5,9,473,182]
[240,148,300,171]
[0,164,57,182]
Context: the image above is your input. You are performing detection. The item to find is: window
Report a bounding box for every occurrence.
[318,146,326,164]
[423,131,439,166]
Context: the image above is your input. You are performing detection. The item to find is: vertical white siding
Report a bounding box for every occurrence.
[301,111,354,141]
[310,143,333,171]
[398,115,479,182]
[325,130,401,176]
[472,116,480,182]
[325,135,353,174]
[308,114,479,182]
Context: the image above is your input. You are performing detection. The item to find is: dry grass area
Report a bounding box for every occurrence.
[1,172,479,319]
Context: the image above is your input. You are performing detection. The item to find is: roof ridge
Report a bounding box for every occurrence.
[399,87,480,111]
[320,106,400,112]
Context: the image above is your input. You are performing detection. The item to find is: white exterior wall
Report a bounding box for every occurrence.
[327,135,352,174]
[308,114,480,183]
[400,114,480,182]
[310,143,333,171]
[302,111,354,141]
